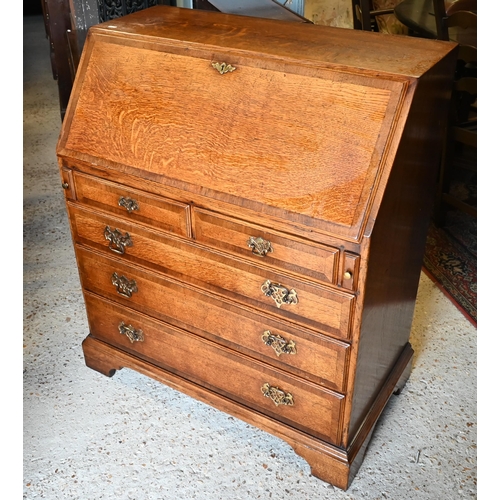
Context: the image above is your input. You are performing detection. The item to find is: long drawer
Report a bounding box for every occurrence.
[83,292,345,444]
[69,204,355,339]
[76,246,350,391]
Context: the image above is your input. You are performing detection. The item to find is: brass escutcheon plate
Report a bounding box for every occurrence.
[262,330,297,357]
[118,196,139,213]
[211,61,236,74]
[248,236,273,257]
[104,226,133,255]
[118,321,144,343]
[261,383,294,407]
[261,280,298,308]
[111,272,138,298]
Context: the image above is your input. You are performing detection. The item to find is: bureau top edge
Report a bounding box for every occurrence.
[90,5,457,80]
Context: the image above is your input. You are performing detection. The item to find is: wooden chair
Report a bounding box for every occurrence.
[432,0,477,40]
[433,2,477,222]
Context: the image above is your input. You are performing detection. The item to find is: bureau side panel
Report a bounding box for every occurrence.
[346,51,458,442]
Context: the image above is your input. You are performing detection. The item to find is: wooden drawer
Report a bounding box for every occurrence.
[83,292,345,444]
[193,208,339,284]
[72,171,191,237]
[70,206,355,339]
[340,252,360,292]
[77,247,350,391]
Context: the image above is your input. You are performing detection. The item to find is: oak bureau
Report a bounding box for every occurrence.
[56,5,457,490]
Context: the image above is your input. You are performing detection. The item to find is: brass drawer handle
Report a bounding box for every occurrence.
[262,330,297,357]
[118,196,139,213]
[111,272,138,298]
[261,280,298,308]
[247,236,273,257]
[261,383,294,407]
[118,321,144,343]
[104,226,133,254]
[211,61,236,74]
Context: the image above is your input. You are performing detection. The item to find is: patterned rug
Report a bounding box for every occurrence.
[423,164,477,325]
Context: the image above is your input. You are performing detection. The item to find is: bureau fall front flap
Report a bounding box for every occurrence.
[56,11,415,241]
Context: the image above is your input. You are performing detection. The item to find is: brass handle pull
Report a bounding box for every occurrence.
[261,383,294,407]
[211,61,236,74]
[262,330,297,357]
[104,226,133,254]
[118,196,139,213]
[247,236,273,257]
[118,321,144,343]
[111,272,138,298]
[261,280,298,309]
[62,182,69,189]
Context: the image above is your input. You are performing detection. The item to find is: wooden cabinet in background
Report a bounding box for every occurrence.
[56,6,457,490]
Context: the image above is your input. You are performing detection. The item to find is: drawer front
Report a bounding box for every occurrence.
[193,208,339,284]
[83,293,345,444]
[70,206,355,339]
[60,166,76,201]
[72,172,191,237]
[340,252,360,292]
[77,247,350,391]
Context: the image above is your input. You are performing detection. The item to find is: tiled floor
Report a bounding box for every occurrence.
[23,14,477,499]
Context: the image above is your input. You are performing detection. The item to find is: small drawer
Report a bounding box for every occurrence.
[70,207,355,340]
[78,248,350,391]
[193,208,338,284]
[340,252,360,291]
[72,171,191,237]
[59,166,76,201]
[83,293,345,445]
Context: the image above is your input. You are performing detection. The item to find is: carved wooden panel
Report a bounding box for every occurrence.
[97,0,161,22]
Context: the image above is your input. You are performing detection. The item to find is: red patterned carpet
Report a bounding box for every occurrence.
[423,205,477,326]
